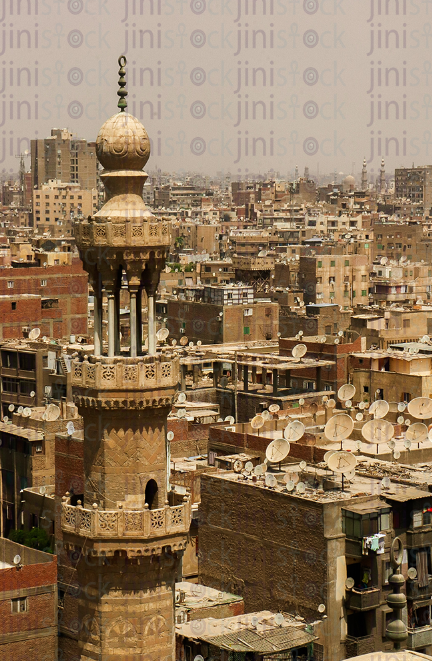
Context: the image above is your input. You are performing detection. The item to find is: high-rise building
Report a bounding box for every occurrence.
[395,165,432,211]
[31,129,97,191]
[59,57,190,661]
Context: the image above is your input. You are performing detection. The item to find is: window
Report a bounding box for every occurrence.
[7,281,14,289]
[330,260,336,267]
[345,260,349,266]
[362,275,367,282]
[344,291,349,297]
[361,290,367,297]
[403,319,410,329]
[11,598,27,613]
[317,261,322,268]
[383,560,392,585]
[35,444,43,453]
[11,302,16,310]
[41,280,47,287]
[2,377,19,393]
[244,327,250,335]
[352,291,356,298]
[329,292,335,299]
[402,392,411,403]
[2,351,17,368]
[244,308,253,317]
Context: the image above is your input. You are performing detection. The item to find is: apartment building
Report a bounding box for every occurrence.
[395,166,432,211]
[31,129,97,190]
[32,181,98,237]
[300,254,370,308]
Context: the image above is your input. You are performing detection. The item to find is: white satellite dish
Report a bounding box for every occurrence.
[334,338,340,345]
[394,450,401,459]
[284,420,305,442]
[17,406,23,414]
[296,482,306,494]
[388,440,396,450]
[356,412,363,421]
[358,402,366,410]
[66,421,75,436]
[326,398,336,409]
[397,402,406,412]
[292,344,307,359]
[45,404,60,421]
[180,336,189,346]
[3,416,8,422]
[224,415,235,424]
[408,397,432,419]
[167,431,174,441]
[345,577,355,589]
[266,438,290,463]
[369,400,389,419]
[178,392,187,404]
[269,404,280,413]
[338,330,344,337]
[299,398,305,406]
[286,479,295,491]
[318,604,326,613]
[299,460,307,470]
[407,567,417,580]
[13,555,21,566]
[29,327,41,340]
[261,410,271,421]
[254,464,265,476]
[404,438,412,449]
[327,451,357,474]
[405,418,411,426]
[362,419,394,444]
[324,450,335,463]
[245,461,253,472]
[380,257,388,265]
[274,613,284,626]
[233,459,243,473]
[265,474,277,488]
[8,404,14,412]
[172,339,177,346]
[251,415,264,430]
[324,414,354,442]
[381,476,391,489]
[189,342,194,348]
[22,408,31,417]
[156,328,169,342]
[345,400,352,408]
[406,422,428,443]
[397,416,404,425]
[29,391,35,398]
[177,408,186,419]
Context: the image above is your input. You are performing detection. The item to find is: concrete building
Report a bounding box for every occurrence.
[32,181,98,237]
[31,129,97,191]
[0,538,57,661]
[395,166,432,212]
[300,254,370,308]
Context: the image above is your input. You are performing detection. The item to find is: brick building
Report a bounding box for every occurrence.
[0,260,88,340]
[0,538,57,661]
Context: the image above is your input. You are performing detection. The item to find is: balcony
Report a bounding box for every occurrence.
[406,527,432,548]
[406,575,432,600]
[407,625,432,650]
[345,635,375,657]
[346,587,381,611]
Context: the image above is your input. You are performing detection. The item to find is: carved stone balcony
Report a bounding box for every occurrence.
[345,587,381,611]
[74,218,171,250]
[71,354,179,409]
[61,499,191,556]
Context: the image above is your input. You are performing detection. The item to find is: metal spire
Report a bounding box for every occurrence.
[386,537,408,650]
[117,55,128,112]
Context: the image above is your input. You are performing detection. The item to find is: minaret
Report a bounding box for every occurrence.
[380,157,386,194]
[361,157,368,191]
[304,166,309,179]
[61,56,190,661]
[294,164,299,180]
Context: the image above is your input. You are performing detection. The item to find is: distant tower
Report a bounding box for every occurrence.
[361,158,368,191]
[304,166,309,179]
[380,157,386,194]
[333,168,337,185]
[294,164,299,180]
[61,57,190,661]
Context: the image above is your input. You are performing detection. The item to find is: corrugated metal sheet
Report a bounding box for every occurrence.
[199,626,317,653]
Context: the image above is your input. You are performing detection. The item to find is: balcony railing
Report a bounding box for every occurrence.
[406,575,432,599]
[346,587,381,611]
[407,625,432,650]
[75,219,171,248]
[71,355,179,391]
[61,499,191,540]
[345,635,375,658]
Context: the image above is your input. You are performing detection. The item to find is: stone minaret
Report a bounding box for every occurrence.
[380,157,386,194]
[61,56,190,661]
[361,157,368,191]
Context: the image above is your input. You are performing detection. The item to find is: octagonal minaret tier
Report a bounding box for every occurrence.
[61,57,189,661]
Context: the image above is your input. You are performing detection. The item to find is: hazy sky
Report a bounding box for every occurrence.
[3,0,431,178]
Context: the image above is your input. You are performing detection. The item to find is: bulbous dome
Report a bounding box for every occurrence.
[96,112,150,171]
[343,175,355,184]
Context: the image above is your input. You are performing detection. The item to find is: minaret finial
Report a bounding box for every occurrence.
[386,537,408,650]
[117,55,128,112]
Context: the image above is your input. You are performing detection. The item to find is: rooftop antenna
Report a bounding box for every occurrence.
[117,55,127,112]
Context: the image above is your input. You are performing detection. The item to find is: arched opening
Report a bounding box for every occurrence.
[145,479,158,510]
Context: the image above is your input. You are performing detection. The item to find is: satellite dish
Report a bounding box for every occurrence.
[233,459,244,473]
[17,406,23,414]
[296,482,306,493]
[320,336,326,343]
[345,577,355,589]
[345,400,352,408]
[45,404,60,421]
[326,398,336,409]
[178,392,187,404]
[406,422,428,443]
[299,460,307,470]
[338,330,344,337]
[380,257,388,265]
[381,476,391,489]
[318,604,326,613]
[324,414,354,442]
[266,438,290,463]
[356,412,363,421]
[284,420,305,442]
[324,450,335,463]
[394,450,401,459]
[189,342,194,348]
[407,567,417,580]
[405,418,411,426]
[167,431,174,441]
[179,336,189,346]
[171,339,177,347]
[3,416,8,422]
[355,440,362,451]
[285,479,295,491]
[292,344,307,359]
[29,391,35,398]
[66,422,75,436]
[358,402,366,410]
[265,474,277,488]
[261,410,271,421]
[408,397,432,419]
[388,440,396,450]
[177,408,186,419]
[404,438,412,449]
[274,613,284,626]
[8,404,14,412]
[251,616,259,627]
[397,402,406,412]
[251,415,264,430]
[269,404,280,413]
[334,338,340,345]
[397,416,404,424]
[156,328,169,342]
[224,415,235,424]
[197,340,202,346]
[254,464,265,476]
[28,328,41,340]
[245,461,253,472]
[327,451,357,474]
[13,555,21,566]
[362,419,394,444]
[369,400,389,419]
[299,398,305,406]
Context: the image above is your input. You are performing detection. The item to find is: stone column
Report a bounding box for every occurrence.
[114,286,121,355]
[262,367,267,389]
[273,368,278,397]
[243,364,249,392]
[92,274,103,357]
[107,291,115,358]
[148,294,156,355]
[136,287,143,354]
[129,289,138,358]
